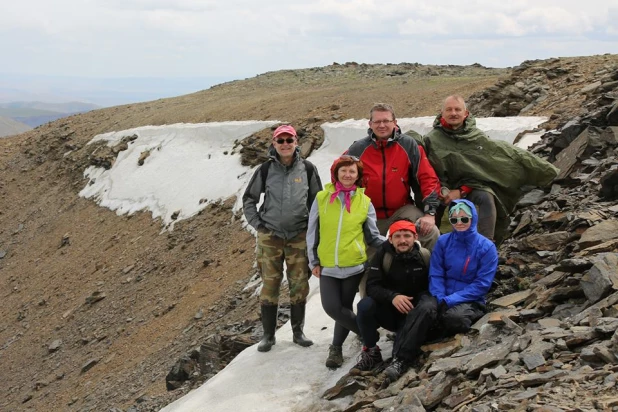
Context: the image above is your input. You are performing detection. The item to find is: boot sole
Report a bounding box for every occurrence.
[293,338,313,347]
[325,360,343,368]
[257,339,276,352]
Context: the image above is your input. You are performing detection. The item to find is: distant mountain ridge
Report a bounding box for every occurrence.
[0,101,100,113]
[0,101,100,128]
[0,115,31,137]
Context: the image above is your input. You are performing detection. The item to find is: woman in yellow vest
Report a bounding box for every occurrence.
[307,155,386,368]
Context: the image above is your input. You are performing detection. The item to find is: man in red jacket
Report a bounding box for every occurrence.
[347,103,440,250]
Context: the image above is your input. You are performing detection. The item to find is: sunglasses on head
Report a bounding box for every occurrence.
[449,216,471,225]
[341,155,359,161]
[274,137,295,144]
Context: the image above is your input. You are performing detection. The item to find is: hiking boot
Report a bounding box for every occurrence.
[384,357,410,381]
[325,345,343,369]
[349,346,383,375]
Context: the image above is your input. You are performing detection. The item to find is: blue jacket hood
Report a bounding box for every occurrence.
[448,198,479,242]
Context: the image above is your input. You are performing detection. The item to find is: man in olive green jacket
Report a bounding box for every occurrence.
[417,95,559,243]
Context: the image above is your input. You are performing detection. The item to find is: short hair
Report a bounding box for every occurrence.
[369,103,396,121]
[442,95,467,111]
[333,156,364,186]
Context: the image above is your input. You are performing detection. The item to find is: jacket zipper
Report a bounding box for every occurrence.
[334,198,344,266]
[380,145,388,218]
[463,256,471,275]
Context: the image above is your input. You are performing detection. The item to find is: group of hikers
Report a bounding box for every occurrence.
[242,96,559,383]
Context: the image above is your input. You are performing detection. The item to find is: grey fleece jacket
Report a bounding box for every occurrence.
[242,147,323,240]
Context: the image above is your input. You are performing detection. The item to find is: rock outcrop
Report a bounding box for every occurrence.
[318,63,618,412]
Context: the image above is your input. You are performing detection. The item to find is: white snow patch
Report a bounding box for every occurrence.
[80,116,547,230]
[79,121,278,226]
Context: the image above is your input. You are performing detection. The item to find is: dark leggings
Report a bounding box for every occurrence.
[320,273,363,346]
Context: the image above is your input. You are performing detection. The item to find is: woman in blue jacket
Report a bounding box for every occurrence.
[429,199,498,334]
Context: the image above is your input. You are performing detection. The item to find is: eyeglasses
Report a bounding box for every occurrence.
[274,137,296,144]
[449,217,471,225]
[340,155,359,161]
[370,119,394,125]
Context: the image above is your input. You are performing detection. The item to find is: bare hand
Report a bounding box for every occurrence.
[312,266,321,278]
[444,189,461,204]
[417,214,436,237]
[392,295,414,314]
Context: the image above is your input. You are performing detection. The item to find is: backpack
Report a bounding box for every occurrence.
[381,244,431,275]
[258,158,318,208]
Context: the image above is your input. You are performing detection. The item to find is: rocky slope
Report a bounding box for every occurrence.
[0,55,616,412]
[319,70,618,410]
[0,61,504,412]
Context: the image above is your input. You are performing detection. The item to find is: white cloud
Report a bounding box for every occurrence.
[0,0,616,81]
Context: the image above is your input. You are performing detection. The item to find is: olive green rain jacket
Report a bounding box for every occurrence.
[412,115,559,241]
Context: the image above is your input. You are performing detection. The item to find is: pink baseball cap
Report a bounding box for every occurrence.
[273,125,297,138]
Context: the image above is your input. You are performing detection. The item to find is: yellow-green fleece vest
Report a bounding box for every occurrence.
[316,184,370,267]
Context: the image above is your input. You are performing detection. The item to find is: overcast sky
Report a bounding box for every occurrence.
[2,0,617,80]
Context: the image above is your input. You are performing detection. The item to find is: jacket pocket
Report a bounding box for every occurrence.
[354,240,366,260]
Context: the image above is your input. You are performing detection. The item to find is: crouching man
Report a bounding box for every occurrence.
[350,219,436,381]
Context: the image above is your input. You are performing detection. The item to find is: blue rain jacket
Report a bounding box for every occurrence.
[429,199,498,307]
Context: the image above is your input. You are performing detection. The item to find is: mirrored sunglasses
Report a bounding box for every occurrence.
[449,216,471,225]
[275,137,295,144]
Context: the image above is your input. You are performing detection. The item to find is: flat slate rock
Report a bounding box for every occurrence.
[491,290,533,307]
[581,253,618,304]
[465,338,515,376]
[554,128,590,179]
[428,354,475,375]
[579,220,618,249]
[533,271,568,287]
[538,318,562,328]
[569,291,618,325]
[520,231,570,251]
[518,370,568,387]
[517,189,547,207]
[522,352,546,370]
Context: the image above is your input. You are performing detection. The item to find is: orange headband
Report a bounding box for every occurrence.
[388,220,417,236]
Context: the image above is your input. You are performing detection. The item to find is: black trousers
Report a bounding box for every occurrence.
[357,294,486,362]
[320,273,363,346]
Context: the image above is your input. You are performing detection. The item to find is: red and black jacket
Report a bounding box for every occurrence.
[347,129,439,219]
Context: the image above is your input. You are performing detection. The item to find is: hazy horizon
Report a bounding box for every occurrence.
[0,73,238,107]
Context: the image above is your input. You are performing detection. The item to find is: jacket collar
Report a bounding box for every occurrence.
[268,145,301,166]
[367,127,401,148]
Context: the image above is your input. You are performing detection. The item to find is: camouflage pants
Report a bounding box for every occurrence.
[256,230,310,306]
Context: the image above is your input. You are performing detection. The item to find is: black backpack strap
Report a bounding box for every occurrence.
[419,246,431,269]
[259,160,272,193]
[303,159,315,185]
[381,250,393,276]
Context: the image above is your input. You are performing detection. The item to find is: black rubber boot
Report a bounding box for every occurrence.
[257,305,278,352]
[291,302,313,347]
